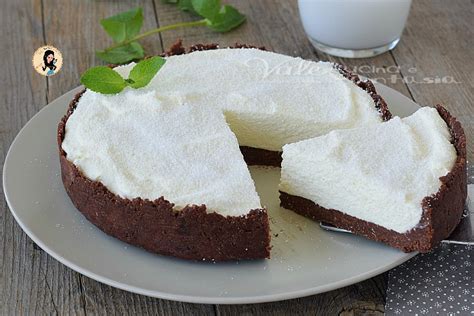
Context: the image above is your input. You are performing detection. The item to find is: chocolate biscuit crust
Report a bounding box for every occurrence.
[280,105,467,253]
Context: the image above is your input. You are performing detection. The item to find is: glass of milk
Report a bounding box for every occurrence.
[298,0,412,58]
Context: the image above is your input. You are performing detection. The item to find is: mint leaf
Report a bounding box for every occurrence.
[96,42,144,64]
[207,5,246,32]
[80,66,127,94]
[100,8,143,43]
[128,56,166,88]
[178,0,197,13]
[80,57,165,94]
[96,4,246,65]
[191,0,221,20]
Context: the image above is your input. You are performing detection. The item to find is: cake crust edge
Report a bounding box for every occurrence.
[279,104,467,253]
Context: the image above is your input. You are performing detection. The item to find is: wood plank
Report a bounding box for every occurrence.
[391,0,474,160]
[40,0,215,314]
[153,0,317,58]
[79,276,214,315]
[0,0,85,314]
[217,275,386,316]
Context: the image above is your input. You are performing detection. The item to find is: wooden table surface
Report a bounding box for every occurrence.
[1,0,472,314]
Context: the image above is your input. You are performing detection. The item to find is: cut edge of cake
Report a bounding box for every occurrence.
[161,40,392,167]
[279,104,467,253]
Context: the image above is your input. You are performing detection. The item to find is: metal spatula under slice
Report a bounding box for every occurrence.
[320,204,473,245]
[320,164,474,245]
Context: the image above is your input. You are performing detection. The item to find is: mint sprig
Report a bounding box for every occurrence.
[96,1,246,64]
[96,42,144,64]
[127,56,166,88]
[80,67,127,94]
[191,0,220,19]
[80,56,166,94]
[100,7,144,43]
[177,0,197,13]
[206,5,246,32]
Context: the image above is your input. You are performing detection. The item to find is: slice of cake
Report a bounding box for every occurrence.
[280,105,467,252]
[58,43,391,261]
[59,91,270,261]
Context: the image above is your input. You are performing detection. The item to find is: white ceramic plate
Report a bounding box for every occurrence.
[3,83,419,304]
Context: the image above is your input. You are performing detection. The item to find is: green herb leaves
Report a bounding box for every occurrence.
[206,5,246,32]
[96,42,145,64]
[190,0,246,32]
[96,8,146,64]
[177,0,197,13]
[100,7,144,43]
[127,56,166,88]
[191,0,221,19]
[96,1,246,64]
[80,66,127,94]
[80,56,166,94]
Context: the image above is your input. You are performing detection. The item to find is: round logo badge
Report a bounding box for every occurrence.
[32,45,63,77]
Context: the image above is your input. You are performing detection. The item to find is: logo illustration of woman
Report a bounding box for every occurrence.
[42,50,57,76]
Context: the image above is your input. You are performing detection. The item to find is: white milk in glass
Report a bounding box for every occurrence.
[298,0,412,58]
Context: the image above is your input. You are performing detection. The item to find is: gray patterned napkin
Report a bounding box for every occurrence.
[386,185,474,315]
[385,243,473,315]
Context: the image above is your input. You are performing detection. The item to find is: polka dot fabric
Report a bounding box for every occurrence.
[386,243,473,315]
